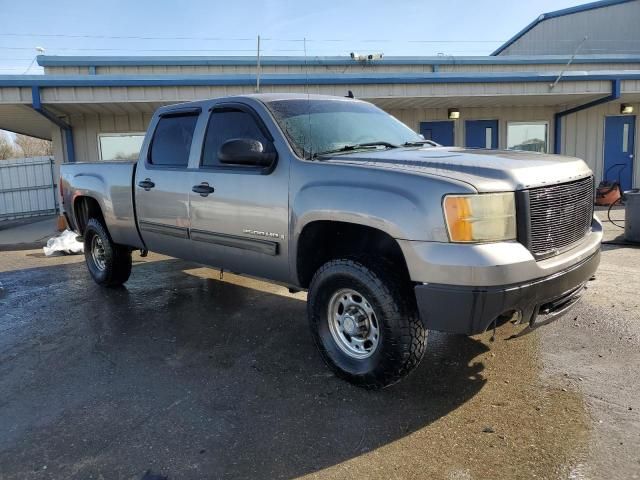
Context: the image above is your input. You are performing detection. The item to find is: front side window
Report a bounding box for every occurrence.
[98,133,145,162]
[201,108,271,168]
[149,114,198,167]
[265,99,424,159]
[507,122,548,153]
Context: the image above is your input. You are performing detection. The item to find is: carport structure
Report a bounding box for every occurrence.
[1,54,640,189]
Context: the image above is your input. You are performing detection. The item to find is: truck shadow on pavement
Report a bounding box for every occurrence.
[0,257,489,479]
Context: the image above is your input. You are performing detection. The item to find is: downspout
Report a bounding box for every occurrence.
[554,79,621,154]
[30,86,76,163]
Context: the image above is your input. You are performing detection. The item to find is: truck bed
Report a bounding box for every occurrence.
[60,161,143,249]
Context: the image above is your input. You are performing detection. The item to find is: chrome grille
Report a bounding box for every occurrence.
[528,176,594,257]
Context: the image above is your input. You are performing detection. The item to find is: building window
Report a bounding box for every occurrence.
[507,122,548,153]
[98,133,145,161]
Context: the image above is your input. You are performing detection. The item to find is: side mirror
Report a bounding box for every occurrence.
[218,138,276,167]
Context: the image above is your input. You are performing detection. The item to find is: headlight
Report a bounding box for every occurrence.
[443,192,516,242]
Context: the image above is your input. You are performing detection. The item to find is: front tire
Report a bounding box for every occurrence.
[83,218,132,287]
[307,258,427,389]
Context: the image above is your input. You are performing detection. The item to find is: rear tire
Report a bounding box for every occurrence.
[83,218,132,287]
[307,257,427,389]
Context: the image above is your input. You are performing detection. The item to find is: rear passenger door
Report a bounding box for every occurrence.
[135,109,199,258]
[188,103,290,283]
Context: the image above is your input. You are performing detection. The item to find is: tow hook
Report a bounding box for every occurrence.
[140,248,148,257]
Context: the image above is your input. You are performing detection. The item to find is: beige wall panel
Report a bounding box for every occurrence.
[69,61,640,77]
[0,87,31,103]
[387,105,555,152]
[561,102,639,186]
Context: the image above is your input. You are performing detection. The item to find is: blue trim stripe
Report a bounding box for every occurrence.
[492,0,635,55]
[3,71,640,88]
[63,128,76,164]
[30,86,76,163]
[36,53,640,67]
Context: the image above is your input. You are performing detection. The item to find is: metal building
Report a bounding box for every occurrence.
[0,0,639,195]
[493,0,640,56]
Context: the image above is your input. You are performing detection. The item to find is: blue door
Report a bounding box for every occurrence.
[465,120,498,149]
[604,115,635,192]
[420,121,454,146]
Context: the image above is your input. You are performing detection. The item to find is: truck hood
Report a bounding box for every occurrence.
[321,147,592,192]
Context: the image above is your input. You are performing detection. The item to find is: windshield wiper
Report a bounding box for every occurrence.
[402,140,439,147]
[313,141,399,158]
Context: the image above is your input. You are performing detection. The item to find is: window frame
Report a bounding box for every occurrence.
[97,132,146,162]
[145,108,202,170]
[198,102,277,175]
[506,121,549,153]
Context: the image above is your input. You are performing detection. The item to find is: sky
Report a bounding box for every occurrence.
[0,0,591,74]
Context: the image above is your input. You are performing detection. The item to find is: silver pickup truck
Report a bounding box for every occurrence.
[60,93,602,388]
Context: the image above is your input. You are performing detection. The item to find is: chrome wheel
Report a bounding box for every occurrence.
[90,235,107,271]
[328,288,380,359]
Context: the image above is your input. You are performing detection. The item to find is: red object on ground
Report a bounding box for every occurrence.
[596,181,621,206]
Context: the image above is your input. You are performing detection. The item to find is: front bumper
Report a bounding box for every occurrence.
[414,250,600,335]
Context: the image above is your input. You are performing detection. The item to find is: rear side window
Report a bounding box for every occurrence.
[149,114,198,167]
[201,108,271,168]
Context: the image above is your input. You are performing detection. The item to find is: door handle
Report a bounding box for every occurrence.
[192,182,215,197]
[138,178,155,191]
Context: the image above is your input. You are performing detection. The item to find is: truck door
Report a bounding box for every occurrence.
[188,103,290,283]
[134,110,199,258]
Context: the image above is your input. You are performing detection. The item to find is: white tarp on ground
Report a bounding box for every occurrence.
[43,229,83,256]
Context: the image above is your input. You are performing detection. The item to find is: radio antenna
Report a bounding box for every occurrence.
[255,34,261,93]
[549,36,587,90]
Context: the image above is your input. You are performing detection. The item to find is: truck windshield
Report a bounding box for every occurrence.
[265,99,428,159]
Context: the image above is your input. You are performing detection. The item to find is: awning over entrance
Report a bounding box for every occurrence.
[0,104,54,140]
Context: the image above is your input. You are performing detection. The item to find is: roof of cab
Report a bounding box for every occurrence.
[156,93,362,114]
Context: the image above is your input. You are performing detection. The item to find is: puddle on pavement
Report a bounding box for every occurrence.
[303,323,590,480]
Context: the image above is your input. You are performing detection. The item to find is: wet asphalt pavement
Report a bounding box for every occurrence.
[0,238,639,479]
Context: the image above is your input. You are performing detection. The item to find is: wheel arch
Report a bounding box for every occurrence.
[73,195,106,235]
[294,219,410,289]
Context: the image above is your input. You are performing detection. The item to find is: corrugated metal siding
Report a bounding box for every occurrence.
[38,80,613,104]
[44,66,90,75]
[94,64,438,75]
[500,1,640,55]
[0,156,57,220]
[438,63,640,72]
[562,101,640,188]
[0,87,32,104]
[43,62,640,76]
[68,112,153,162]
[387,105,556,150]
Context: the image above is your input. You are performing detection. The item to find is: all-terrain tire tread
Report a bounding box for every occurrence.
[308,257,427,389]
[84,218,132,287]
